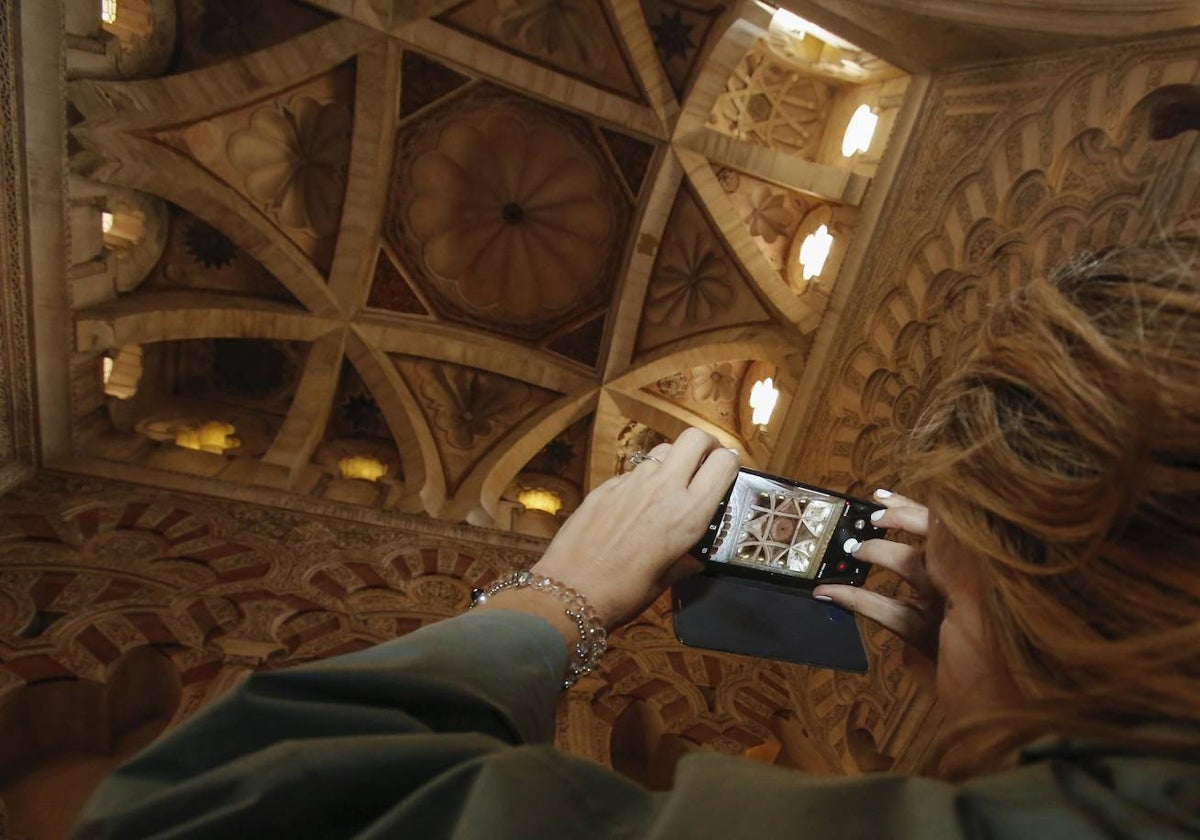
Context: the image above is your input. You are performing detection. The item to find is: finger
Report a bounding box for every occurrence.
[870,488,925,511]
[639,441,671,470]
[851,540,934,598]
[813,584,927,644]
[647,442,672,461]
[869,504,929,537]
[687,446,739,508]
[659,427,720,483]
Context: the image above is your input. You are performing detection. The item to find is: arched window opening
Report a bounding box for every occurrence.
[99,0,153,49]
[100,207,145,254]
[103,344,142,400]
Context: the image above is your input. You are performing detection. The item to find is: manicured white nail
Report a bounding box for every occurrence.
[814,594,833,602]
[843,538,861,554]
[725,448,739,456]
[870,509,886,523]
[874,488,892,498]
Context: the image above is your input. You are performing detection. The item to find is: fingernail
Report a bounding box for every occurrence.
[874,488,892,498]
[843,538,861,554]
[870,509,886,523]
[814,594,834,602]
[725,448,739,456]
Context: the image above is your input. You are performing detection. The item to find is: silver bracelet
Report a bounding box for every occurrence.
[470,570,608,689]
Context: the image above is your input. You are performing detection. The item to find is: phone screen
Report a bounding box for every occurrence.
[693,468,882,589]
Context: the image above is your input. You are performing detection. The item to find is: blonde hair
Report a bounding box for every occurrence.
[906,240,1200,776]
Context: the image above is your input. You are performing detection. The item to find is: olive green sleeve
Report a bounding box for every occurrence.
[70,610,573,838]
[71,609,1165,840]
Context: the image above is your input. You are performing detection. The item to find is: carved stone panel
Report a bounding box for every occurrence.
[155,64,356,274]
[636,186,772,354]
[386,86,632,340]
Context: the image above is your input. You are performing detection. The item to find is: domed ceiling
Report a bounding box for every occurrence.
[54,0,1200,539]
[4,0,1199,806]
[61,0,920,532]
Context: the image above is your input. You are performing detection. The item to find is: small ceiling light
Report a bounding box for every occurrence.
[101,211,115,233]
[769,7,808,39]
[102,356,114,384]
[101,0,117,24]
[338,455,388,482]
[798,224,833,280]
[766,5,857,48]
[841,104,879,157]
[176,421,239,454]
[749,378,780,426]
[518,488,563,516]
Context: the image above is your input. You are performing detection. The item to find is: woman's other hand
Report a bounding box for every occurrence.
[530,428,739,629]
[813,490,942,662]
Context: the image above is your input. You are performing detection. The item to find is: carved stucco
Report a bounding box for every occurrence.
[783,33,1200,493]
[709,41,836,160]
[437,0,644,101]
[0,473,914,798]
[638,186,771,351]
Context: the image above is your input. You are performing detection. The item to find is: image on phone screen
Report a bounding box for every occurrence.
[709,472,846,579]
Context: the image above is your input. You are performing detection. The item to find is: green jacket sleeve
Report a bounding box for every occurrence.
[70,610,1199,840]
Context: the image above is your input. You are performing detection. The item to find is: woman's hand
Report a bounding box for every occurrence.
[529,428,739,630]
[813,490,942,662]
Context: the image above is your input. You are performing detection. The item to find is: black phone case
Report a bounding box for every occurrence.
[673,574,868,673]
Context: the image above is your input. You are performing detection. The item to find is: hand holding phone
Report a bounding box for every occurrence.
[674,468,886,672]
[530,429,738,629]
[812,491,942,663]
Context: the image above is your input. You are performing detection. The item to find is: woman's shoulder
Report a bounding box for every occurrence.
[635,745,1200,839]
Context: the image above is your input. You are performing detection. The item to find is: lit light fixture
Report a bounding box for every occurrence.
[749,378,780,426]
[769,7,808,39]
[338,455,388,482]
[518,488,563,516]
[798,224,834,280]
[102,356,114,384]
[101,0,118,24]
[841,104,879,157]
[765,4,858,48]
[175,421,239,454]
[101,211,115,233]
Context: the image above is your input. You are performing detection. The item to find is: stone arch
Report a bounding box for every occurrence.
[103,343,143,400]
[66,179,169,302]
[843,698,894,772]
[0,645,180,838]
[104,187,169,294]
[65,0,177,81]
[607,697,706,791]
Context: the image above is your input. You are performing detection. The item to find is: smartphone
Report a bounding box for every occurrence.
[690,467,884,589]
[673,468,885,673]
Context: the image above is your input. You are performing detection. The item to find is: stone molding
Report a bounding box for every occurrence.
[0,2,43,477]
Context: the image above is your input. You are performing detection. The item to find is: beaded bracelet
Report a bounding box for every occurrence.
[470,570,608,689]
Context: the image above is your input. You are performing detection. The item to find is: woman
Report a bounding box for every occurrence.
[72,242,1200,838]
